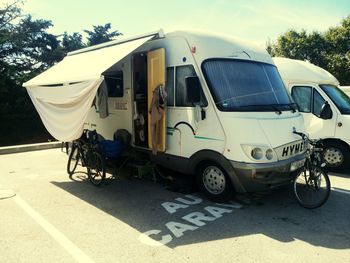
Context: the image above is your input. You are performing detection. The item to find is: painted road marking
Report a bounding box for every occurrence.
[139,195,242,246]
[13,195,95,263]
[332,188,350,195]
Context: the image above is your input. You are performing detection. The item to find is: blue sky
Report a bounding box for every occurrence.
[19,0,350,47]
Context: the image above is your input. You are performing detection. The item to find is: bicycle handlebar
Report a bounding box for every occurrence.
[293,131,307,141]
[293,131,323,147]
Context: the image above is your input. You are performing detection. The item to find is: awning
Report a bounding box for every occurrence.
[27,78,104,142]
[24,34,154,87]
[23,32,158,141]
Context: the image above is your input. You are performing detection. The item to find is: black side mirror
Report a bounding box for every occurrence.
[185,76,201,105]
[320,101,333,119]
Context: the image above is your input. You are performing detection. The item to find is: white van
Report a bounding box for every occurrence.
[340,86,350,97]
[24,30,306,201]
[274,57,350,172]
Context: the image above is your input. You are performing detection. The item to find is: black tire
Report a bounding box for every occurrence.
[87,151,106,186]
[322,141,349,172]
[67,144,80,175]
[293,165,331,209]
[196,162,233,202]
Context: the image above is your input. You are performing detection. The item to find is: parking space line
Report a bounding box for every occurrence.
[13,195,95,263]
[332,188,350,195]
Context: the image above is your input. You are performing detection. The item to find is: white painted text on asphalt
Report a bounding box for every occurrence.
[138,195,240,246]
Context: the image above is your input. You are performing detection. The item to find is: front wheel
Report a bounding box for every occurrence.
[67,144,80,175]
[322,142,349,172]
[293,165,330,209]
[196,162,233,202]
[87,151,106,186]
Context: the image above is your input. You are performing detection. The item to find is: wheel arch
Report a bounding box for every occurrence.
[321,138,350,150]
[188,150,244,193]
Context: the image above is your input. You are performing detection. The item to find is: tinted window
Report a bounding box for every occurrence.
[291,86,312,112]
[202,59,292,111]
[176,65,207,107]
[105,72,123,97]
[313,89,325,117]
[320,84,350,114]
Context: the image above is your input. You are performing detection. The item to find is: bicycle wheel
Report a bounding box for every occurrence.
[67,144,80,175]
[87,151,106,186]
[293,165,331,209]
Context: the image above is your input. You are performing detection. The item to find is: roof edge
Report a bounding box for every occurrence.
[68,29,164,56]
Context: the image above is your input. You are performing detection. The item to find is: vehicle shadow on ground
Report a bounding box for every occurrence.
[51,171,350,249]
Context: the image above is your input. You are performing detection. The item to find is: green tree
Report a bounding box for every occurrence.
[84,23,122,46]
[0,1,56,145]
[268,15,350,85]
[324,16,350,85]
[0,1,123,146]
[62,31,85,53]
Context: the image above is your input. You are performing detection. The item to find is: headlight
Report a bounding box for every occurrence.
[265,149,274,160]
[251,148,263,160]
[241,144,277,162]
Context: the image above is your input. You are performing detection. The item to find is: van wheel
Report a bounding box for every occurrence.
[196,162,233,202]
[322,142,349,172]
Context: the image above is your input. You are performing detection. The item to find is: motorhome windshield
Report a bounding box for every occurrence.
[320,84,350,114]
[202,59,294,112]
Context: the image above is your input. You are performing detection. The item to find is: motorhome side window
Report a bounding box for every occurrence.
[105,72,124,97]
[166,67,175,106]
[313,89,325,117]
[291,86,312,112]
[175,65,207,107]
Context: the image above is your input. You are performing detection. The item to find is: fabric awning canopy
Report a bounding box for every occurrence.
[23,33,157,141]
[24,35,154,87]
[26,78,104,141]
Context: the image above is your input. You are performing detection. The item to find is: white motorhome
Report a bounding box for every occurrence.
[24,30,306,201]
[274,57,350,172]
[340,86,350,97]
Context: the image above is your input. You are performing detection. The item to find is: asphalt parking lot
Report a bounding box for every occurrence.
[1,148,349,263]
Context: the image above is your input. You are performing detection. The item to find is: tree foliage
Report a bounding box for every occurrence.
[62,32,85,53]
[268,16,350,85]
[84,23,122,45]
[0,1,122,146]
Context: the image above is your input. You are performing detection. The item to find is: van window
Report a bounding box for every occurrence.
[313,89,325,117]
[202,59,293,112]
[176,65,207,107]
[166,67,175,106]
[105,72,123,97]
[320,84,350,114]
[291,86,312,112]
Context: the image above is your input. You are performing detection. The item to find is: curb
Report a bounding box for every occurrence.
[0,141,62,155]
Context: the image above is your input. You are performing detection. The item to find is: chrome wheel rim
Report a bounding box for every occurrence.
[323,147,343,167]
[202,166,226,195]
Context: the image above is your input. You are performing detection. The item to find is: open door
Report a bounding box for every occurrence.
[147,48,166,152]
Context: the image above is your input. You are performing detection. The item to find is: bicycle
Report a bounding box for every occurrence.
[292,131,331,209]
[67,130,106,186]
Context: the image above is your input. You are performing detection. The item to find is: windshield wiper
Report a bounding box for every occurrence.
[266,104,282,114]
[286,103,298,112]
[267,103,298,113]
[219,102,298,113]
[233,104,282,114]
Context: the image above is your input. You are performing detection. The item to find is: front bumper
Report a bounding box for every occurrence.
[229,153,306,193]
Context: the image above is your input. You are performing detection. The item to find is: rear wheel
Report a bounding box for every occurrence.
[293,165,330,209]
[67,144,80,175]
[87,151,106,186]
[196,162,233,202]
